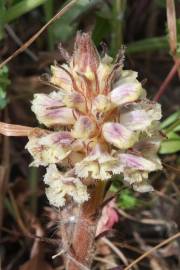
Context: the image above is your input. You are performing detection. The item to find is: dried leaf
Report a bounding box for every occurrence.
[0,122,33,136]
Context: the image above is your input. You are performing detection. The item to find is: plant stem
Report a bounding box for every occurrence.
[43,0,54,51]
[28,167,38,214]
[111,0,126,56]
[61,181,106,270]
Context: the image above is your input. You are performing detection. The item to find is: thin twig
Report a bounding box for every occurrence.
[5,24,38,61]
[102,237,129,266]
[0,0,78,69]
[8,190,31,237]
[118,208,167,226]
[94,256,116,267]
[124,232,180,270]
[153,59,180,101]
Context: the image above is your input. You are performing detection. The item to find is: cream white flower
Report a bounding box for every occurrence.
[102,122,139,149]
[75,144,122,180]
[44,164,89,207]
[71,116,96,139]
[26,131,74,166]
[31,91,75,127]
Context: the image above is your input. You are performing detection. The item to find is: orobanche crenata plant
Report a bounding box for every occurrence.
[0,33,162,270]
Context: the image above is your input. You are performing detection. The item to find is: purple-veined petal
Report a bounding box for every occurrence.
[71,116,96,139]
[120,103,162,131]
[110,80,142,106]
[120,110,152,130]
[26,131,74,166]
[31,92,75,127]
[119,153,157,171]
[102,122,138,149]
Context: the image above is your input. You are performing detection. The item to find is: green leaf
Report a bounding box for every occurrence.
[154,0,166,8]
[4,0,48,23]
[127,36,168,54]
[0,65,9,77]
[167,131,180,139]
[118,190,139,210]
[174,125,180,132]
[0,65,10,110]
[52,0,102,43]
[160,110,180,129]
[159,139,180,154]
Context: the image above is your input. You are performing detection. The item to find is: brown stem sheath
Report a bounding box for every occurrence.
[61,181,106,270]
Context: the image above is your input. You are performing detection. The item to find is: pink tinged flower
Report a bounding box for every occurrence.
[44,164,89,207]
[75,160,99,179]
[75,144,122,180]
[26,131,74,166]
[31,92,75,127]
[102,122,138,149]
[120,104,162,131]
[133,137,162,170]
[118,153,158,171]
[71,116,96,139]
[110,80,142,106]
[87,143,113,163]
[72,32,99,78]
[120,110,153,131]
[96,199,119,236]
[50,65,73,91]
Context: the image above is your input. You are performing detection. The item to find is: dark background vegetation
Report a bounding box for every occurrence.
[0,0,180,269]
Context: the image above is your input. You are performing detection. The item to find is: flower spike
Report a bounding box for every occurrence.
[0,32,163,207]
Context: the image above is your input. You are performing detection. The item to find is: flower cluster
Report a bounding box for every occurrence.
[26,32,162,207]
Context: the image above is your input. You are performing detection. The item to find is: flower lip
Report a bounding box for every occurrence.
[102,122,138,149]
[71,116,96,139]
[51,131,74,145]
[110,80,142,106]
[118,153,158,171]
[44,164,89,207]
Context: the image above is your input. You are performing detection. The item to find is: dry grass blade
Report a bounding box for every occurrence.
[0,122,33,136]
[124,232,180,270]
[166,0,180,77]
[0,0,78,69]
[166,0,177,55]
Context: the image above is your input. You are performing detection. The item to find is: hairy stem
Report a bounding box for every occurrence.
[61,181,106,270]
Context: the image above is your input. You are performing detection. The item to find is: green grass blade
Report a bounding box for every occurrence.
[5,0,48,23]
